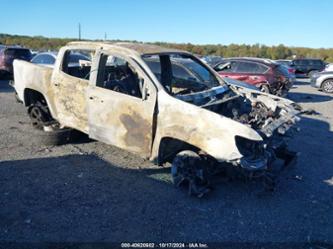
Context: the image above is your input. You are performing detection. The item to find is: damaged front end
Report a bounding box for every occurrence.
[226,80,300,173]
[175,78,301,186]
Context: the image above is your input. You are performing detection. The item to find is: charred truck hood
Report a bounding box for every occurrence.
[175,79,301,171]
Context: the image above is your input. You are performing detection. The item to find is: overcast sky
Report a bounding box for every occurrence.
[1,0,332,48]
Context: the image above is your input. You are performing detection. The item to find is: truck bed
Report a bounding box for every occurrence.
[13,60,53,104]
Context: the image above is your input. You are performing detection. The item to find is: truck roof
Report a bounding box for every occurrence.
[67,41,185,55]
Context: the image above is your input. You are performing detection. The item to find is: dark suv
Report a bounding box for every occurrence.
[0,46,32,79]
[290,59,325,77]
[213,57,293,96]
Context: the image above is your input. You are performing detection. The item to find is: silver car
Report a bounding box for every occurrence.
[310,72,333,93]
[31,52,57,68]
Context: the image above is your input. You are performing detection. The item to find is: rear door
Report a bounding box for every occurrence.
[87,51,157,158]
[51,48,95,132]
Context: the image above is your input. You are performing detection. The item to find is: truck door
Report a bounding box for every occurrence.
[52,48,95,132]
[87,52,157,158]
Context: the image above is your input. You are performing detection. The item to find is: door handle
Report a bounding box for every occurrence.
[89,96,103,103]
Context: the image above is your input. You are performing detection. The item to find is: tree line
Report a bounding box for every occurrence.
[1,33,333,62]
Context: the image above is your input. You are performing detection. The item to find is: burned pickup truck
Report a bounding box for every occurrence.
[13,42,301,196]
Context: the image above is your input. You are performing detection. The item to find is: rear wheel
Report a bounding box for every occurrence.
[321,79,333,93]
[28,101,71,146]
[29,102,48,130]
[171,150,210,197]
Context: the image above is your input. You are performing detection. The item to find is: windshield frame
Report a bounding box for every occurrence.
[141,52,225,95]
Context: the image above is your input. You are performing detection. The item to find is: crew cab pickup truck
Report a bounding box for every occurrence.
[13,42,301,196]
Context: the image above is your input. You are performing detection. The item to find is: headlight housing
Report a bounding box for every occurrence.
[235,136,268,171]
[311,73,320,79]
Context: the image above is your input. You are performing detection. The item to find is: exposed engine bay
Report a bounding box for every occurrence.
[176,84,300,136]
[176,80,301,176]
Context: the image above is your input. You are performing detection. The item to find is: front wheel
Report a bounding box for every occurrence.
[321,79,333,93]
[171,150,210,197]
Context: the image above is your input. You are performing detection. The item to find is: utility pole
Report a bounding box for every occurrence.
[78,23,81,40]
[104,32,107,41]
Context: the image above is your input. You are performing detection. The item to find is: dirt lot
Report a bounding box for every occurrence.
[0,79,333,245]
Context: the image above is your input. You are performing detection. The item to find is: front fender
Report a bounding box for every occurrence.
[151,91,262,162]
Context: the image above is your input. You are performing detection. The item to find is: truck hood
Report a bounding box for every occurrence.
[176,80,301,138]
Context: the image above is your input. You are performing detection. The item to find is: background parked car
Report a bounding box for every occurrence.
[30,51,39,59]
[0,45,32,79]
[275,60,296,84]
[31,52,57,67]
[201,55,224,67]
[276,59,296,74]
[275,59,292,66]
[290,58,325,77]
[310,71,333,93]
[213,57,293,96]
[323,63,333,72]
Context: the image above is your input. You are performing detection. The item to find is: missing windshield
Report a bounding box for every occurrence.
[142,53,220,95]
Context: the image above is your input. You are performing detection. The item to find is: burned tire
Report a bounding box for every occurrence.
[171,150,210,197]
[321,79,333,93]
[27,101,71,146]
[28,102,48,130]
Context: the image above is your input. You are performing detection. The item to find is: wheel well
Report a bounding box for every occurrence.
[157,137,200,165]
[24,89,47,107]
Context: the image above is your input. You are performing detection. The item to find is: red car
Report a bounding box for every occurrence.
[0,45,32,79]
[213,57,293,96]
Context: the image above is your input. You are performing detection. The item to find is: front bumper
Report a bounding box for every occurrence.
[239,146,298,173]
[310,77,321,88]
[239,156,268,171]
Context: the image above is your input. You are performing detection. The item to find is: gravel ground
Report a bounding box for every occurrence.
[0,79,332,245]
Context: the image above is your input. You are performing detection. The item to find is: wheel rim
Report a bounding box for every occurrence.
[171,152,210,197]
[323,80,333,93]
[29,106,44,129]
[172,158,200,185]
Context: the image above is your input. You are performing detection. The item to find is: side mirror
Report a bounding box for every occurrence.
[139,78,149,100]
